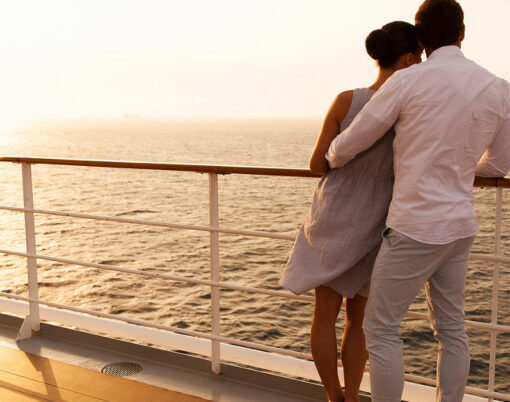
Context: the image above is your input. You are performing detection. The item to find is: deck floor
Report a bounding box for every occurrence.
[0,345,208,401]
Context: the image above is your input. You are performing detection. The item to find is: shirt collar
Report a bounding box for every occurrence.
[427,45,465,61]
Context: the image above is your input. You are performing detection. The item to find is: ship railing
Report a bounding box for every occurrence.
[0,156,508,401]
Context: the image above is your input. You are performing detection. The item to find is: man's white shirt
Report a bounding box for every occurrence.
[326,46,510,244]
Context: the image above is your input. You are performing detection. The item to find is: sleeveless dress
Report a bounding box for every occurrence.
[279,88,395,298]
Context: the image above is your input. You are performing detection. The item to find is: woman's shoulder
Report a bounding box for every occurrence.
[329,90,354,119]
[334,90,354,105]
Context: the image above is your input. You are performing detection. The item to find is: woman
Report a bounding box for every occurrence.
[280,22,422,402]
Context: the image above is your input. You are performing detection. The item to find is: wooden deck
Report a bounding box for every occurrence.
[0,345,208,402]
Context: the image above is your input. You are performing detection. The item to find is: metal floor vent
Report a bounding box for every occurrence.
[102,362,143,377]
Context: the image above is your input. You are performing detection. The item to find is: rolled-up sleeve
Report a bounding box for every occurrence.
[476,118,510,177]
[326,73,403,168]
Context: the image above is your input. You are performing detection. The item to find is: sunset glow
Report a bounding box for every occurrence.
[2,0,510,120]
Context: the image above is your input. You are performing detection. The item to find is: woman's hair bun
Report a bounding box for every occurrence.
[364,21,419,69]
[365,29,392,61]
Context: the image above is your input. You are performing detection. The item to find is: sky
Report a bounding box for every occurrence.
[1,0,510,121]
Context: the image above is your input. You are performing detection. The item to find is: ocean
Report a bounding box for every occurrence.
[0,118,509,392]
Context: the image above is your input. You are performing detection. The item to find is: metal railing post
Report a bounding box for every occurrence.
[209,173,221,374]
[19,163,40,338]
[488,187,503,400]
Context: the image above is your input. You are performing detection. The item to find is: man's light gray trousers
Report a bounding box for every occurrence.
[364,229,475,402]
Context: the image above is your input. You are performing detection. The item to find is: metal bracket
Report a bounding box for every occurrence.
[16,314,34,341]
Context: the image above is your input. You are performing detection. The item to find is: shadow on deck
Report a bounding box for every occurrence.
[0,314,362,401]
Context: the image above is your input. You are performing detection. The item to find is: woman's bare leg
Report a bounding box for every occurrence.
[341,294,368,402]
[311,286,344,402]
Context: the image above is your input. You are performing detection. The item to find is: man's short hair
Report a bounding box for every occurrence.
[415,0,464,50]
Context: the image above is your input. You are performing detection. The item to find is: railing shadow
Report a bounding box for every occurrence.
[0,344,63,401]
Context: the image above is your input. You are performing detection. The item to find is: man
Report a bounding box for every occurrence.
[326,0,510,401]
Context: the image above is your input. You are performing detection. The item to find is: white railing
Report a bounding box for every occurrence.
[0,157,508,401]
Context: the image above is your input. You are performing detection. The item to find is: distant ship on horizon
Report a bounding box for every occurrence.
[122,113,140,119]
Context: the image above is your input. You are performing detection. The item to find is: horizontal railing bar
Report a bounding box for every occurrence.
[474,176,510,189]
[0,292,312,360]
[2,209,509,264]
[0,157,320,178]
[463,385,510,401]
[0,206,295,241]
[470,252,510,265]
[2,294,506,400]
[3,207,510,264]
[404,373,510,401]
[3,249,510,333]
[406,311,510,333]
[0,156,509,187]
[0,249,314,302]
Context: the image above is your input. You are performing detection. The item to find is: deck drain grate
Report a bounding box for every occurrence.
[101,362,143,377]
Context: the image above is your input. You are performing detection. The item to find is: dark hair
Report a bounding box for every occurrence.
[365,21,420,69]
[415,0,464,50]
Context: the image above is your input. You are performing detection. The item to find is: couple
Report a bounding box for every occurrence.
[280,0,510,401]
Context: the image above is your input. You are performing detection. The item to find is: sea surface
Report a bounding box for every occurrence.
[0,118,509,393]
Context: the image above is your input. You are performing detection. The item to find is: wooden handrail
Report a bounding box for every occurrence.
[473,176,510,188]
[0,156,509,187]
[0,156,320,178]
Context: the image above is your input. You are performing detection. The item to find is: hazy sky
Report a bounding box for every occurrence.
[2,0,510,120]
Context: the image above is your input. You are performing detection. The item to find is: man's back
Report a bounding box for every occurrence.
[387,45,510,243]
[327,45,510,244]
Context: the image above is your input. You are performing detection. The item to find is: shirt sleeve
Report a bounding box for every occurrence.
[326,73,403,169]
[475,118,510,177]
